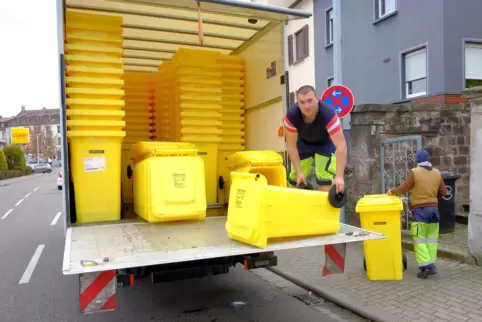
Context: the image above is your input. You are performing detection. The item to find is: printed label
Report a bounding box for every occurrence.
[235,188,246,208]
[173,173,186,188]
[84,156,106,173]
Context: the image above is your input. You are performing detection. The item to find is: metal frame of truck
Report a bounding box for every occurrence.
[56,0,385,314]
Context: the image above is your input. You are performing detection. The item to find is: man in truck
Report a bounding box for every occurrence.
[283,85,347,194]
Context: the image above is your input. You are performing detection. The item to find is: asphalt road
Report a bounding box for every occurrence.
[0,170,365,322]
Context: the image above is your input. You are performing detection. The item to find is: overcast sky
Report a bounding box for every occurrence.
[0,0,60,118]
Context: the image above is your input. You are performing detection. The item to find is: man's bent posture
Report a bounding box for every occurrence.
[283,85,347,193]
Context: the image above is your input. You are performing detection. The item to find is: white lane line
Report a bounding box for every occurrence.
[15,199,24,207]
[19,244,45,284]
[33,187,40,192]
[1,209,13,220]
[50,212,62,226]
[25,192,32,198]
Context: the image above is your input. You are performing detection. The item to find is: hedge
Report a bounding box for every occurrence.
[0,168,33,181]
[0,150,7,170]
[3,144,26,170]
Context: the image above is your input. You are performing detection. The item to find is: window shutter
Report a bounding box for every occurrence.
[303,25,309,59]
[288,35,294,65]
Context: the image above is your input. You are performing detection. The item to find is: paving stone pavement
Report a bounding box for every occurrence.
[276,243,482,322]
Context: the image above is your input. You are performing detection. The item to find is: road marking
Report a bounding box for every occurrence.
[15,199,24,207]
[19,244,45,284]
[25,192,32,198]
[1,209,13,220]
[50,212,62,226]
[33,187,40,192]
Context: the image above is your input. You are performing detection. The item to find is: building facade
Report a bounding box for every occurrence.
[315,0,482,105]
[7,106,62,159]
[0,116,13,148]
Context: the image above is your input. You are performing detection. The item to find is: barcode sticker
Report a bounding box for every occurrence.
[84,156,106,173]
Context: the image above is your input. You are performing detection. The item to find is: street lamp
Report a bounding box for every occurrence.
[37,133,42,163]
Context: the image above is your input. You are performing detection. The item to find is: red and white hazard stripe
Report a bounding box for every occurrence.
[322,243,346,276]
[79,270,117,314]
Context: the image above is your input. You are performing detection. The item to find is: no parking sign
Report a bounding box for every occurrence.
[321,85,355,118]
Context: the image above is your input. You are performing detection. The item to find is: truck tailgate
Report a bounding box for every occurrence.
[62,216,384,275]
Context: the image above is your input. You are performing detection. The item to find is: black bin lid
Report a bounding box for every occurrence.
[440,170,461,180]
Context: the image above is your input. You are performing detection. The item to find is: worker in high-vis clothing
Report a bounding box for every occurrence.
[387,149,448,279]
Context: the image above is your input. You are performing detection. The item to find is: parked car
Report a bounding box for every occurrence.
[57,171,63,190]
[32,163,52,173]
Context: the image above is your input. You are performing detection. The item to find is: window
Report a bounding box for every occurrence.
[327,77,334,87]
[57,125,61,133]
[288,25,309,65]
[375,0,396,20]
[403,47,427,98]
[465,43,482,89]
[326,8,333,45]
[289,92,296,106]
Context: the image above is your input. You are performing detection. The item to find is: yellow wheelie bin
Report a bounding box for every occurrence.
[355,194,405,281]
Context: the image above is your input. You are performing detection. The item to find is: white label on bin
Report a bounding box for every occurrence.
[84,156,106,172]
[443,185,453,201]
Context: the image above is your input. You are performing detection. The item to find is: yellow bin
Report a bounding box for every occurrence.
[194,143,218,205]
[121,149,134,204]
[226,172,340,248]
[68,130,125,223]
[356,194,404,281]
[132,141,206,223]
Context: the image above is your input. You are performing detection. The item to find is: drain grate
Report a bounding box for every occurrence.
[289,293,324,306]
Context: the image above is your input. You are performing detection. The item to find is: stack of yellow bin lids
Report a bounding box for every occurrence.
[216,54,246,204]
[121,71,156,204]
[123,71,156,149]
[64,11,125,223]
[171,49,223,204]
[156,63,175,141]
[218,54,246,151]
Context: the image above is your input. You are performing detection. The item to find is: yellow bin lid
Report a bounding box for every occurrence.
[355,194,403,213]
[131,141,198,163]
[66,109,125,117]
[67,130,126,138]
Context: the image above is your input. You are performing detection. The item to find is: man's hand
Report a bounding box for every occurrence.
[386,189,393,196]
[296,172,307,186]
[334,175,344,194]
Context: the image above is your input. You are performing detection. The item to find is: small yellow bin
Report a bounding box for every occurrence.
[356,194,404,281]
[68,130,125,223]
[226,172,340,248]
[132,141,206,223]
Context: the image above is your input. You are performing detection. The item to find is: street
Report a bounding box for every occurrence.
[0,171,364,322]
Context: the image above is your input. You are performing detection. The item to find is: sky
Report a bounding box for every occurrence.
[0,1,60,118]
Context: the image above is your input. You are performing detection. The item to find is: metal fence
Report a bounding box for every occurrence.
[380,135,422,230]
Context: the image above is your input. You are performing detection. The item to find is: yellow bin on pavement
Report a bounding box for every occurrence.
[68,130,125,223]
[355,194,404,281]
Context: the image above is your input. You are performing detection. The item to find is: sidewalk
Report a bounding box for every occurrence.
[273,243,482,322]
[0,172,46,187]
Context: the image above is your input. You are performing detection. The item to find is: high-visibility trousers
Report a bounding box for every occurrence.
[411,206,440,269]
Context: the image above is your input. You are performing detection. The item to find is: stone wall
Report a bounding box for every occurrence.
[346,104,471,226]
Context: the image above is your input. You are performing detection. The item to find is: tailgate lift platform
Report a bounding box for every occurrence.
[63,216,384,275]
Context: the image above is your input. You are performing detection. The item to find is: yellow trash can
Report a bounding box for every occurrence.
[226,172,340,249]
[68,130,125,223]
[355,194,404,281]
[132,141,207,223]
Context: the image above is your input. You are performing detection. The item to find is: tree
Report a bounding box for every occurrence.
[0,150,7,170]
[3,145,26,170]
[42,129,58,159]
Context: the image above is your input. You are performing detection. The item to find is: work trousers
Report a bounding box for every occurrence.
[410,206,440,270]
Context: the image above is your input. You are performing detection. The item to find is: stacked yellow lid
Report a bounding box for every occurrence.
[218,54,246,151]
[156,63,175,141]
[123,72,156,150]
[64,11,126,136]
[171,49,223,143]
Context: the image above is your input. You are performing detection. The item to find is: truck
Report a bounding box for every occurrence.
[56,0,385,314]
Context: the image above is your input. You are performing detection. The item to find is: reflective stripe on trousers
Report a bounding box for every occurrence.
[411,221,439,268]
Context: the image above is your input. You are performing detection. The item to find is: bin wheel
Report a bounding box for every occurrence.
[363,254,408,272]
